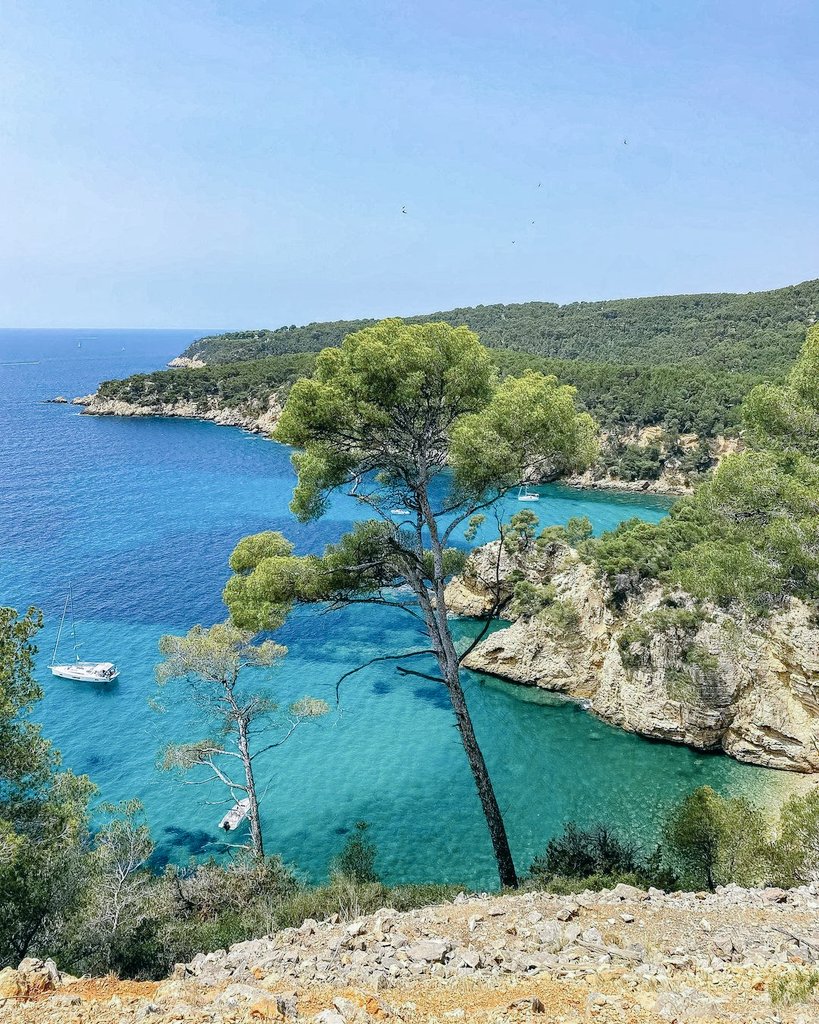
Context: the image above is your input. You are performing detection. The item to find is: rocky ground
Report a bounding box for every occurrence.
[5,884,819,1022]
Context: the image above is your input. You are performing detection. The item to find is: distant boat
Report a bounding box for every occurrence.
[391,508,412,516]
[517,486,540,502]
[219,798,251,831]
[50,586,119,682]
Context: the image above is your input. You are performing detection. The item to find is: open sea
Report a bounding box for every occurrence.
[0,329,788,888]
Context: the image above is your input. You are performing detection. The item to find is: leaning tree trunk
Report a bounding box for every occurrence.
[236,715,264,859]
[411,489,519,889]
[438,630,519,889]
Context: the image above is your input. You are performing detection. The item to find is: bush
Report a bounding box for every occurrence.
[662,786,770,891]
[528,823,671,890]
[769,788,819,886]
[331,821,379,884]
[601,441,664,482]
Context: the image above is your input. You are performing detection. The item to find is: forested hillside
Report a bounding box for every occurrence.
[97,353,315,409]
[182,279,819,372]
[98,349,763,438]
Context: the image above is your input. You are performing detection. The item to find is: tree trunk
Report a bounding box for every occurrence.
[236,716,264,859]
[439,638,519,889]
[414,485,519,890]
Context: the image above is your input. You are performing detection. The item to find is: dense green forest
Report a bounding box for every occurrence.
[491,351,766,436]
[97,353,316,410]
[182,279,819,373]
[99,348,766,439]
[585,325,819,609]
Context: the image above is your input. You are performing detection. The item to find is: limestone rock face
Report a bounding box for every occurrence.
[561,429,744,496]
[167,356,206,368]
[79,392,283,437]
[452,542,819,772]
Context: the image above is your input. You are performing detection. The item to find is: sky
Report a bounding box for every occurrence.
[0,0,817,329]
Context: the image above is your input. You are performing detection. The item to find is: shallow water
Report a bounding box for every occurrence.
[0,330,788,887]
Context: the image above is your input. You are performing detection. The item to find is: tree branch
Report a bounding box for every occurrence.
[333,649,436,704]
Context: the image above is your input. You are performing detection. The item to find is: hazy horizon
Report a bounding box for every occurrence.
[0,271,815,334]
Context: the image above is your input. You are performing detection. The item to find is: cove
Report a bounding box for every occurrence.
[0,331,790,890]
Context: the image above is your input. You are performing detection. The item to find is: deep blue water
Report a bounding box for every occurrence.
[0,329,786,888]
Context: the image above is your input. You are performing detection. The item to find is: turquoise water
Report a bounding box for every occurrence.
[0,330,786,888]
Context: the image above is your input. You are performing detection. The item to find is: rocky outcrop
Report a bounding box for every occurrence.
[563,467,693,496]
[78,393,283,437]
[167,356,206,368]
[447,541,819,772]
[7,886,819,1022]
[561,429,744,497]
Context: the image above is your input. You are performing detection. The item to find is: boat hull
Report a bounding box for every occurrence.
[51,662,119,682]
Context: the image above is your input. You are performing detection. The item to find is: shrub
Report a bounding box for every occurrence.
[531,822,642,879]
[331,821,379,884]
[769,788,819,886]
[662,787,770,891]
[770,968,819,1007]
[508,580,556,618]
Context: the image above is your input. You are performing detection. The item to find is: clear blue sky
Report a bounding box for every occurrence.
[0,1,816,328]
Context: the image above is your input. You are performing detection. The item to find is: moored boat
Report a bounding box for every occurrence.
[50,587,119,682]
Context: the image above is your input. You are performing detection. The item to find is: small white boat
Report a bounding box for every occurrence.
[219,798,251,832]
[50,587,119,682]
[517,486,540,502]
[391,507,412,516]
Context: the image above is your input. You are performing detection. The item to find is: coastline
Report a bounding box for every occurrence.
[446,540,819,775]
[73,392,282,437]
[74,393,691,495]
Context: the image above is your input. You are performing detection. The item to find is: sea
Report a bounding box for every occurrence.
[0,329,787,888]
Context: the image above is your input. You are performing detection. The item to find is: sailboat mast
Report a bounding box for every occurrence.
[69,582,80,662]
[51,594,69,667]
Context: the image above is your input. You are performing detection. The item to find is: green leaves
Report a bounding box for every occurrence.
[663,786,769,891]
[588,332,819,615]
[743,324,819,458]
[450,371,597,497]
[156,621,285,688]
[228,532,293,574]
[273,320,594,518]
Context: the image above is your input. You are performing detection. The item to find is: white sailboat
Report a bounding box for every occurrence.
[517,485,540,502]
[50,587,119,682]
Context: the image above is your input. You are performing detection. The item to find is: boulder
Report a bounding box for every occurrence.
[407,939,450,963]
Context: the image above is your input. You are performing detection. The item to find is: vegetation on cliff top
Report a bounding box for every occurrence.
[97,353,315,410]
[584,325,819,611]
[181,278,819,373]
[97,345,765,444]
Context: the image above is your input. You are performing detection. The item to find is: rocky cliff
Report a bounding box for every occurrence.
[76,393,283,436]
[560,428,744,497]
[446,541,819,772]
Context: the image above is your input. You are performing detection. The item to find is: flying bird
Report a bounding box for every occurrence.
[401,206,407,214]
[623,139,628,145]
